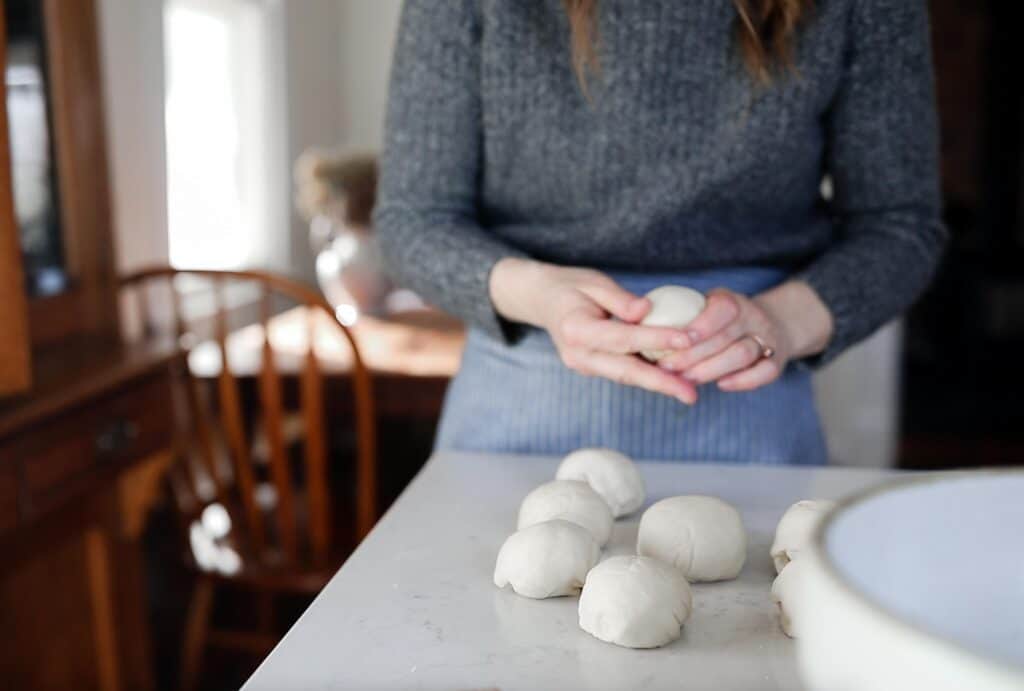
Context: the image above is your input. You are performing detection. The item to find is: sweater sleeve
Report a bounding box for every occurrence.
[796,0,947,366]
[373,0,526,341]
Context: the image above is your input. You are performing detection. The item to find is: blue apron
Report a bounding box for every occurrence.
[435,267,827,465]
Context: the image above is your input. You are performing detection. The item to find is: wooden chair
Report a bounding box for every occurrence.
[120,267,377,691]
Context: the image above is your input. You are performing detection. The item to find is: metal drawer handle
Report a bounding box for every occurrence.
[95,419,140,457]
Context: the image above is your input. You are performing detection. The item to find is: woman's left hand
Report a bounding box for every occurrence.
[657,281,835,393]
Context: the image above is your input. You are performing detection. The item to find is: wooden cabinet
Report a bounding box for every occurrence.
[0,1,176,688]
[0,0,119,395]
[0,0,29,396]
[2,370,173,522]
[0,339,178,691]
[0,461,17,534]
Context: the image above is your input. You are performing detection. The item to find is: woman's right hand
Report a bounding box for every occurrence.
[489,258,698,404]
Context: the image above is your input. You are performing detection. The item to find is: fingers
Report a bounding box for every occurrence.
[658,319,746,372]
[717,358,782,391]
[565,350,697,404]
[682,289,741,344]
[682,336,764,384]
[577,281,650,323]
[560,311,688,356]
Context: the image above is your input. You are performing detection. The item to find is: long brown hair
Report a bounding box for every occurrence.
[562,0,811,91]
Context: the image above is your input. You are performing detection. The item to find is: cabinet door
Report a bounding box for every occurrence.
[0,2,32,398]
[30,0,119,345]
[1,0,119,353]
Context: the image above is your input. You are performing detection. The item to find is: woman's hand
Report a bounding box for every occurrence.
[489,258,698,403]
[657,281,834,392]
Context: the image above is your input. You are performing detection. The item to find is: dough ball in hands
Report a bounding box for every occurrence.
[637,496,747,582]
[770,500,837,574]
[771,557,810,638]
[493,520,600,599]
[555,448,646,518]
[518,480,614,546]
[578,555,693,648]
[639,286,706,361]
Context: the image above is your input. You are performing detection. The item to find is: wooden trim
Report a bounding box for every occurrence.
[0,338,179,439]
[180,576,214,691]
[85,528,122,691]
[0,1,32,396]
[27,291,88,344]
[28,0,118,346]
[117,450,175,541]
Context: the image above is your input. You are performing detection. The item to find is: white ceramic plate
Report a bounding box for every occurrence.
[796,471,1024,691]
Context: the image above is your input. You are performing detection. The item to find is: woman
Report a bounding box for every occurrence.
[373,0,945,464]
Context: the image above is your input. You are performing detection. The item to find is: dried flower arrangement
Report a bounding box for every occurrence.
[293,150,378,231]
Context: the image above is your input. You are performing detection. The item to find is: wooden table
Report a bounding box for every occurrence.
[244,452,900,690]
[188,307,465,418]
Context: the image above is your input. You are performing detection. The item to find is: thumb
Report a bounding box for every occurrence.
[578,281,650,323]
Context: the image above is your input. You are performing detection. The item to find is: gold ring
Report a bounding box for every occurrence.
[750,334,775,360]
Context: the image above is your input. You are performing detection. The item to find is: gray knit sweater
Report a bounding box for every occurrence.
[373,0,945,364]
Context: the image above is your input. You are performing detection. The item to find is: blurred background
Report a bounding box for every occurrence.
[0,0,1020,689]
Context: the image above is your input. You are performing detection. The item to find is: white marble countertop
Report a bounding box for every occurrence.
[245,452,899,691]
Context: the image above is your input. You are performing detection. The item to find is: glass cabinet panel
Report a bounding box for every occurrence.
[4,0,67,296]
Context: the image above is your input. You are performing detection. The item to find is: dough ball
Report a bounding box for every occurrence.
[771,557,809,638]
[770,499,837,574]
[555,448,646,518]
[639,286,707,361]
[637,495,746,582]
[494,520,600,599]
[518,480,614,546]
[578,555,693,648]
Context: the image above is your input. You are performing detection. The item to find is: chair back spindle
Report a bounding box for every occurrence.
[301,308,330,569]
[170,280,226,504]
[213,275,266,555]
[256,284,300,564]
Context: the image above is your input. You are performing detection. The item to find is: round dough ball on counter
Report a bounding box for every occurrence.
[518,480,614,546]
[578,555,693,648]
[639,285,707,361]
[494,520,600,599]
[637,495,746,582]
[555,448,646,518]
[771,557,810,638]
[770,499,837,574]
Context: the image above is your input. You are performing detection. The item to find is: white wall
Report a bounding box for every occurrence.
[814,322,903,468]
[336,0,403,153]
[97,0,169,272]
[279,0,344,282]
